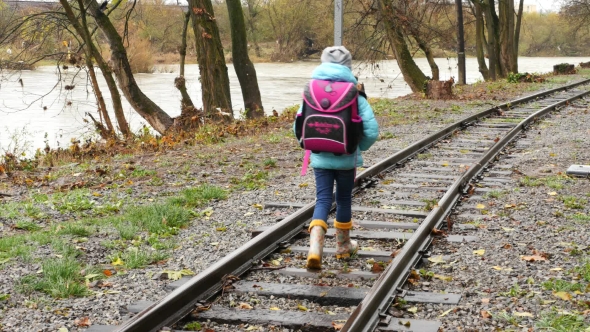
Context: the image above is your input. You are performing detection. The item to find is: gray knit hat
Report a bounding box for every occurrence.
[321,46,352,69]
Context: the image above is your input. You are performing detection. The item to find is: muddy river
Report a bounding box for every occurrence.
[1,56,589,152]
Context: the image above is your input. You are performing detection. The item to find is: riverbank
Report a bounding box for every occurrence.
[0,70,589,331]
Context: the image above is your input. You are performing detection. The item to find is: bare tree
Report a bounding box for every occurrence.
[226,0,263,118]
[87,0,174,134]
[189,0,233,121]
[59,0,131,137]
[376,0,428,92]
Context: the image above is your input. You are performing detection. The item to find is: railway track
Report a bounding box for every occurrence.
[88,79,590,332]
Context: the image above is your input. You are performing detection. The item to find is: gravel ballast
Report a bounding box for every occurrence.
[1,76,589,331]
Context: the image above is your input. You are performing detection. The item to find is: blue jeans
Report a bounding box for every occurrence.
[312,168,355,223]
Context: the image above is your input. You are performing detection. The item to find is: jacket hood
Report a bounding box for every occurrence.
[311,63,357,84]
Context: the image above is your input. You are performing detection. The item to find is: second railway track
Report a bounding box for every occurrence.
[90,79,590,332]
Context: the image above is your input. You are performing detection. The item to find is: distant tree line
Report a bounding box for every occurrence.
[0,0,588,139]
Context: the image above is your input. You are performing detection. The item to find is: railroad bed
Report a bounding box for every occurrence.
[88,80,590,332]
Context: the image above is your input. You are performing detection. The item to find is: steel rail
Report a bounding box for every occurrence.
[341,85,590,332]
[116,79,590,332]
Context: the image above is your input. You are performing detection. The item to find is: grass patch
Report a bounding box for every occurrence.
[536,311,589,331]
[494,311,521,326]
[230,169,268,190]
[421,198,438,211]
[110,247,169,269]
[519,175,573,189]
[417,153,432,160]
[0,235,31,262]
[115,221,141,240]
[573,260,590,282]
[51,189,95,213]
[499,284,528,298]
[169,184,227,208]
[541,279,583,292]
[57,223,93,237]
[130,167,157,177]
[484,190,506,199]
[568,213,590,223]
[17,256,90,298]
[560,196,588,209]
[124,202,191,235]
[14,221,42,232]
[263,158,277,168]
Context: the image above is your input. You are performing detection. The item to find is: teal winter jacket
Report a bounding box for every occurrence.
[294,62,379,170]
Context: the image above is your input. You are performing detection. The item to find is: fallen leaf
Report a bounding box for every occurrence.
[111,257,124,266]
[239,302,253,309]
[439,308,453,317]
[473,249,485,256]
[513,312,534,317]
[433,274,452,281]
[74,317,91,327]
[371,262,385,273]
[502,243,512,249]
[521,255,547,262]
[481,310,492,319]
[332,321,344,330]
[407,307,418,314]
[269,307,281,310]
[427,256,446,265]
[476,204,486,209]
[548,192,557,196]
[103,269,113,276]
[297,304,308,311]
[553,291,572,301]
[299,183,309,188]
[253,204,263,210]
[481,298,490,304]
[162,269,195,281]
[432,228,446,236]
[441,161,449,167]
[550,267,563,271]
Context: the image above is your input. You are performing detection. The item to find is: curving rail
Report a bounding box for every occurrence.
[114,79,590,332]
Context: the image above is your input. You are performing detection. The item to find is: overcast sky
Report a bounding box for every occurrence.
[530,0,562,12]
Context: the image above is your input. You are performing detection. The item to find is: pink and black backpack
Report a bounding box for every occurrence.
[295,79,362,155]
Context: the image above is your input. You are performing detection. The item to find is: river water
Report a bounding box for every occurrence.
[1,56,589,153]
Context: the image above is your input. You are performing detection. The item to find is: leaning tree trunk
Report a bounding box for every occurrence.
[471,0,489,80]
[377,0,427,93]
[89,0,174,134]
[175,10,195,112]
[414,34,439,81]
[189,0,233,122]
[226,0,263,118]
[85,55,114,136]
[60,0,131,137]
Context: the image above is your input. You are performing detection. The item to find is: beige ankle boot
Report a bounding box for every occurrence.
[307,219,328,269]
[334,220,358,260]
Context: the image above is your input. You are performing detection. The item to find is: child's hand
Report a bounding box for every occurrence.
[356,83,365,93]
[357,83,367,99]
